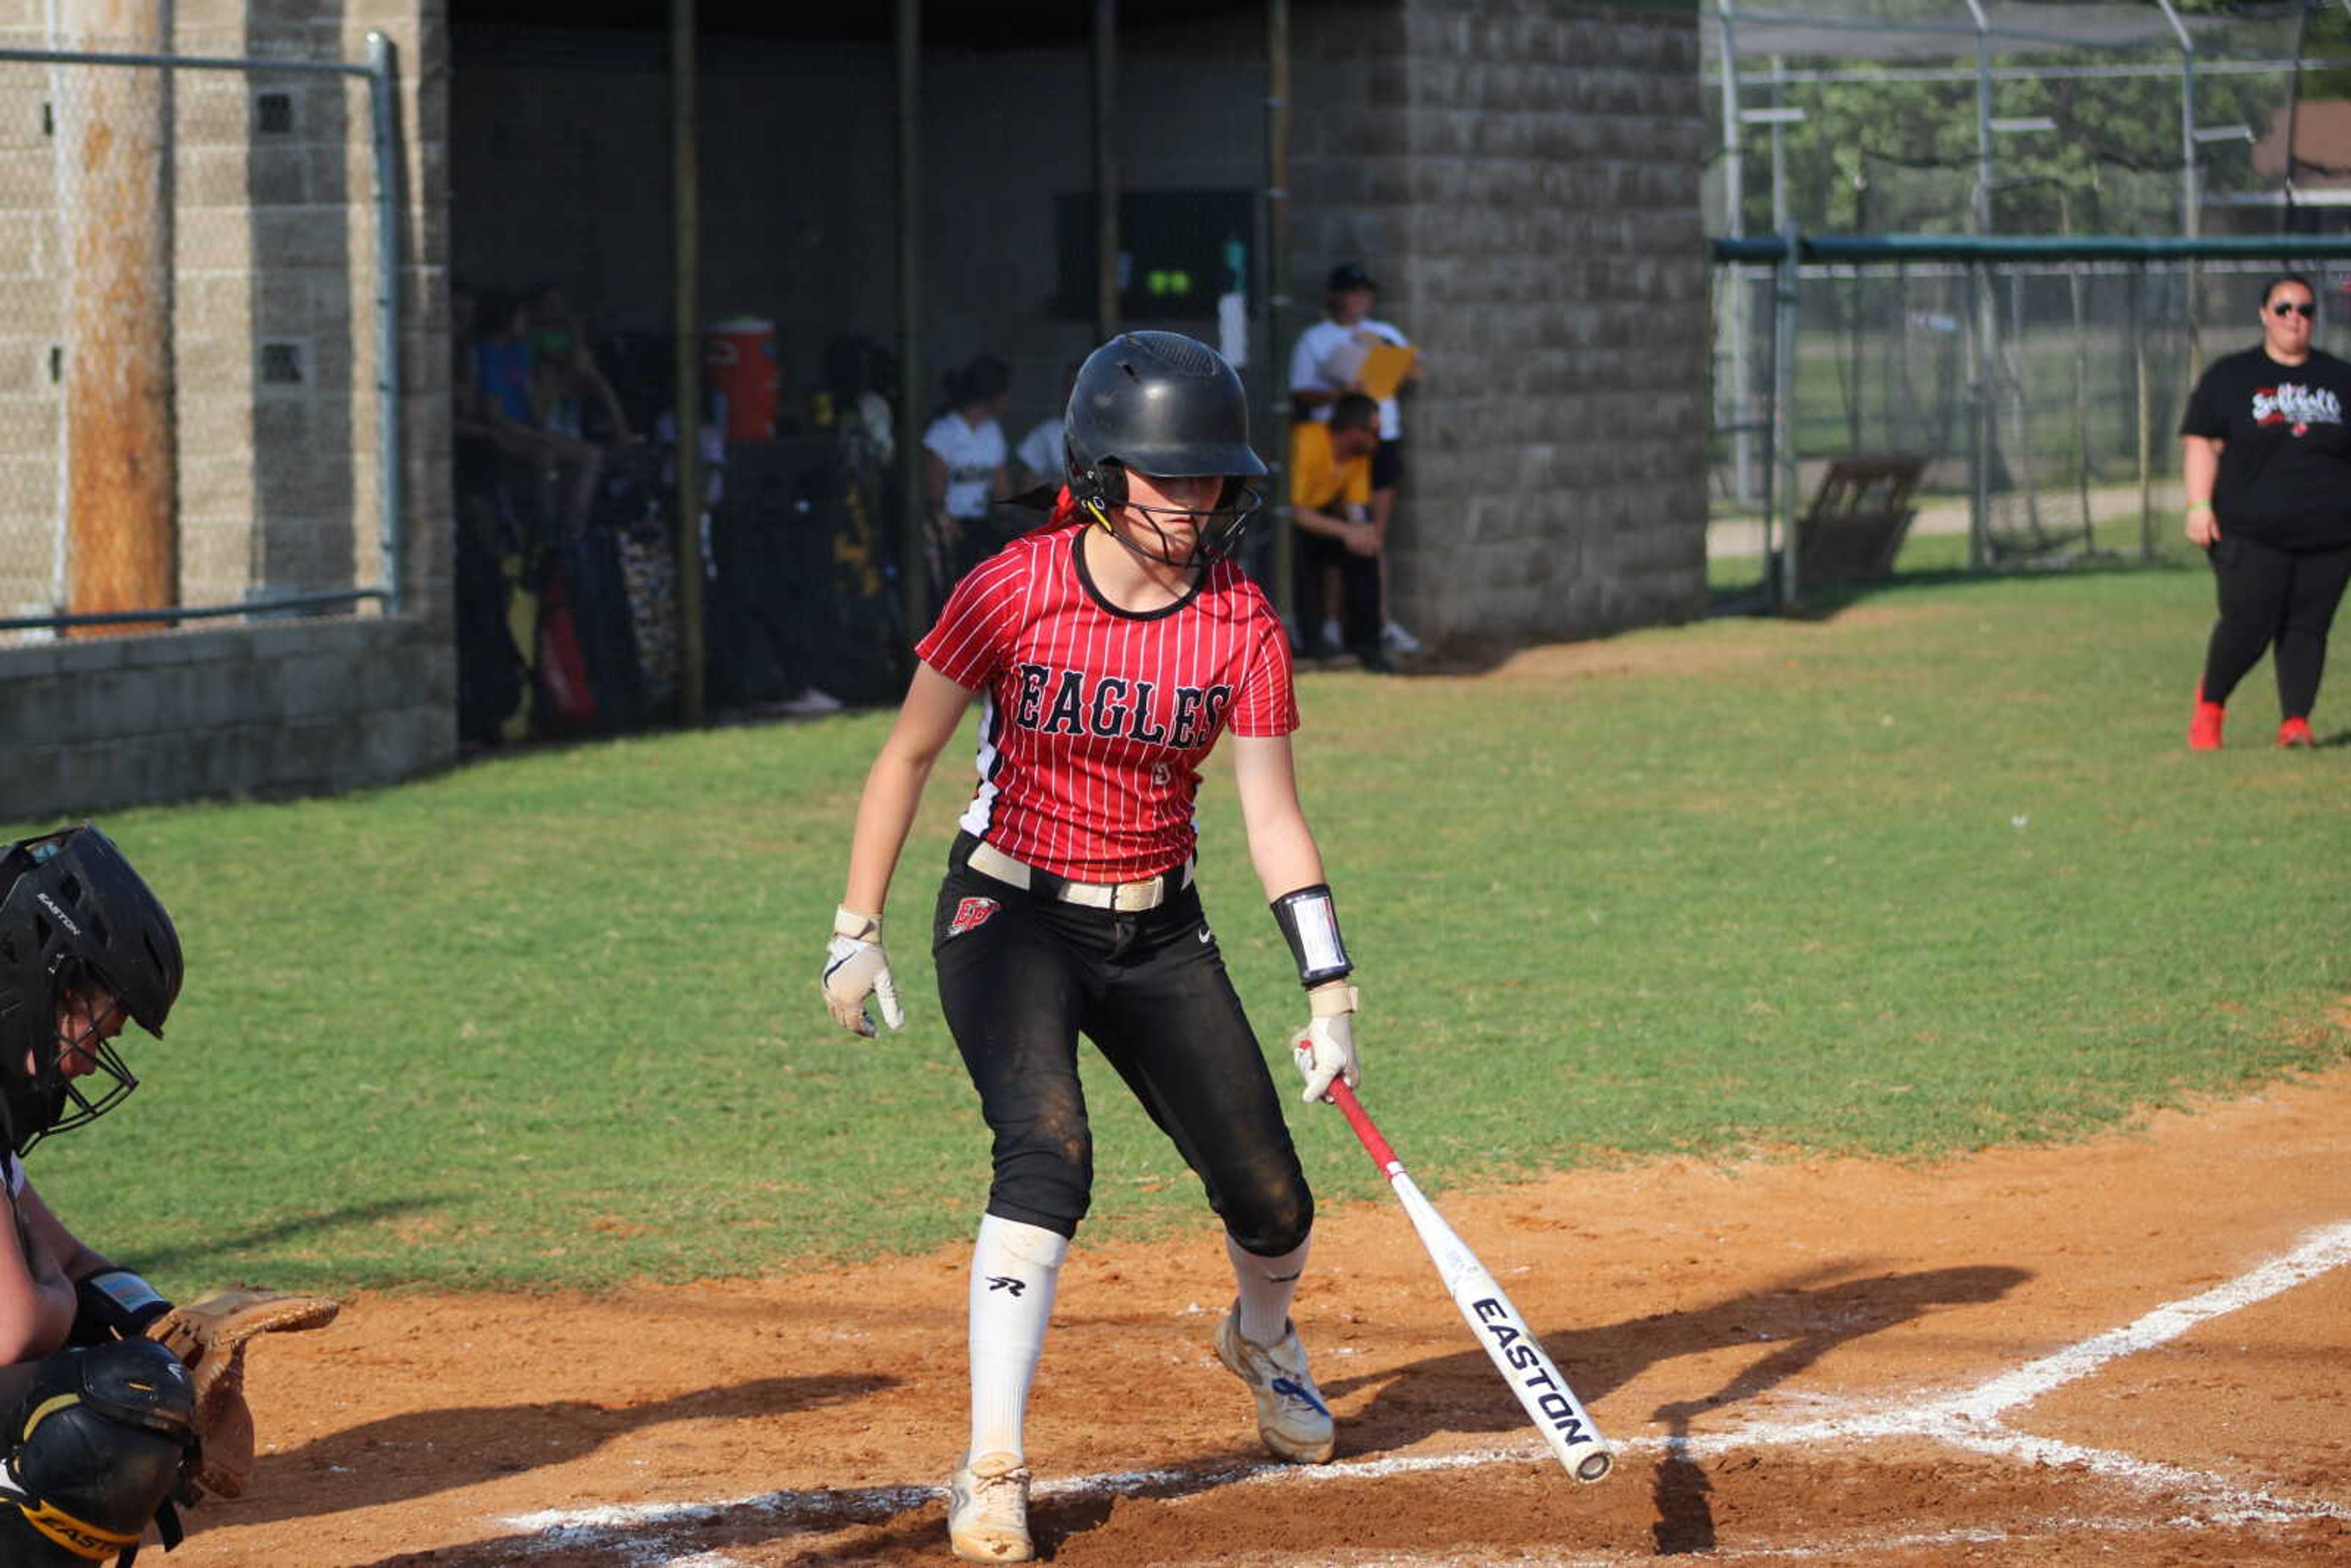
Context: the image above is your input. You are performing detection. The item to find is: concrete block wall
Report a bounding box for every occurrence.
[1292,0,1711,650]
[0,0,455,822]
[0,614,451,818]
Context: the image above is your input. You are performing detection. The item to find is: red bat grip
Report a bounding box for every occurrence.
[1325,1080,1406,1178]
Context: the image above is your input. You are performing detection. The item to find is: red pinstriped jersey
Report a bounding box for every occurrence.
[915,524,1298,882]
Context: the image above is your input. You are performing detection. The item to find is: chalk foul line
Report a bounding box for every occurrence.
[1946,1219,2351,1422]
[505,1219,2351,1562]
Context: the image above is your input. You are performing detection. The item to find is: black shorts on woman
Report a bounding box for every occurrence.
[932,830,1312,1256]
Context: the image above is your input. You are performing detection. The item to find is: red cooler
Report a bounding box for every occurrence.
[705,317,778,441]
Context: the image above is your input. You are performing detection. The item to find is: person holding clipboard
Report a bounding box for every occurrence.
[1289,263,1423,658]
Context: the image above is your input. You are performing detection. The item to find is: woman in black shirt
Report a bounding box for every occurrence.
[2178,273,2351,749]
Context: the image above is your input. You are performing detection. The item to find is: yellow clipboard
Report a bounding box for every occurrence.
[1356,342,1418,403]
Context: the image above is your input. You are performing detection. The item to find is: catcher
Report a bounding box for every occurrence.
[0,825,335,1566]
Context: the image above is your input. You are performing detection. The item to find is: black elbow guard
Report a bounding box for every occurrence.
[1270,884,1352,988]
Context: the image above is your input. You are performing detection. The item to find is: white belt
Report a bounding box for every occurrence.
[967,840,1193,912]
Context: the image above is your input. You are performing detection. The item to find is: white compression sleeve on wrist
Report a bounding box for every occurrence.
[968,1215,1069,1460]
[1228,1231,1311,1347]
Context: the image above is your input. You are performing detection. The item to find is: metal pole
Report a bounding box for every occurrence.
[1964,0,1993,237]
[2282,5,2310,237]
[366,32,403,617]
[2134,262,2153,563]
[1772,225,1801,610]
[1264,0,1292,621]
[2154,0,2202,377]
[670,0,705,723]
[1092,0,1120,340]
[896,0,926,638]
[59,0,174,634]
[1768,54,1788,234]
[2154,0,2195,237]
[1697,54,2351,90]
[1967,257,1990,572]
[1717,0,1754,508]
[1962,0,2000,576]
[2070,245,2092,550]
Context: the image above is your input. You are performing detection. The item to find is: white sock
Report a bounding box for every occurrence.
[1227,1231,1310,1346]
[969,1215,1068,1460]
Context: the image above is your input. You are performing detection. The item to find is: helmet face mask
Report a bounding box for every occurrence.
[1062,331,1267,571]
[29,991,140,1146]
[1084,470,1263,569]
[0,826,181,1155]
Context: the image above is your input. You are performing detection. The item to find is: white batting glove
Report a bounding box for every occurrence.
[820,906,904,1038]
[1291,981,1361,1103]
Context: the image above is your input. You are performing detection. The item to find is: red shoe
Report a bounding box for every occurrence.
[2278,716,2316,749]
[2189,686,2225,751]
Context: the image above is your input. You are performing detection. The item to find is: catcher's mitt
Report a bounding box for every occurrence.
[148,1289,340,1499]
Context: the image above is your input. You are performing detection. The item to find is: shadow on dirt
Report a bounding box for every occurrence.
[227,1372,893,1531]
[332,1261,2030,1566]
[1321,1259,2034,1558]
[340,1465,1241,1567]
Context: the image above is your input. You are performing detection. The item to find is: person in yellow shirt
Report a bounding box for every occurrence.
[1288,394,1386,669]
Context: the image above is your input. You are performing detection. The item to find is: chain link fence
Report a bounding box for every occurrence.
[1711,242,2351,601]
[0,38,399,645]
[1704,0,2323,242]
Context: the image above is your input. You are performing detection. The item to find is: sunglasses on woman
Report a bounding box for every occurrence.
[2270,301,2317,319]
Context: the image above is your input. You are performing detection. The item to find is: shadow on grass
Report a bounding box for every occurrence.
[127,1195,447,1275]
[1361,556,2206,681]
[1712,553,2202,625]
[335,1262,2028,1566]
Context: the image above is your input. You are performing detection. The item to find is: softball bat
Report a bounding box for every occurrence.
[1328,1079,1613,1483]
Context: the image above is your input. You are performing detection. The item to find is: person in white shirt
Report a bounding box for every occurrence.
[1288,264,1423,656]
[922,354,1013,599]
[1013,361,1082,494]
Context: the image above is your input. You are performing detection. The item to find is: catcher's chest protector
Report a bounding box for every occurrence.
[2,1339,197,1565]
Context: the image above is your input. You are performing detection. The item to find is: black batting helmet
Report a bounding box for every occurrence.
[0,825,183,1154]
[1063,332,1266,567]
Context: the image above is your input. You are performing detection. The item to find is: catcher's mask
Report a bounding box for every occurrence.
[0,825,182,1155]
[1063,331,1267,569]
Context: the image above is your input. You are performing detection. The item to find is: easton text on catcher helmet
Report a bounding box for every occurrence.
[1063,331,1267,568]
[0,825,182,1155]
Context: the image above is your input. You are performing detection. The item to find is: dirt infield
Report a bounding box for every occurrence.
[170,1064,2349,1567]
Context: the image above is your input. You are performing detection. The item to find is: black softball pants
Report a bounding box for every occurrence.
[2201,535,2351,720]
[931,833,1313,1257]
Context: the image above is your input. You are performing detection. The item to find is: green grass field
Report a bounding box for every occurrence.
[14,563,2345,1297]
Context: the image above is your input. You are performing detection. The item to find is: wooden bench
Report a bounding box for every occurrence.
[1794,454,1927,587]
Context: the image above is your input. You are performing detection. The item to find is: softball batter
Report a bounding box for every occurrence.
[822,331,1364,1562]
